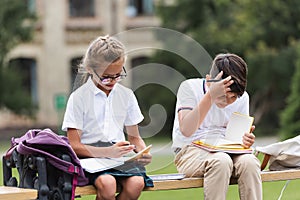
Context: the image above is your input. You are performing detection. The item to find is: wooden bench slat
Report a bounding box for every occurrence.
[75,170,300,196]
[0,186,37,200]
[144,178,204,191]
[2,169,300,199]
[75,185,96,196]
[261,169,300,182]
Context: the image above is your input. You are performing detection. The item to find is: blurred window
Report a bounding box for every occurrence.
[9,58,38,105]
[127,0,154,17]
[69,0,95,17]
[70,57,83,91]
[25,0,36,13]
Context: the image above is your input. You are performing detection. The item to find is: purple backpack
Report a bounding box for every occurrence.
[5,128,88,199]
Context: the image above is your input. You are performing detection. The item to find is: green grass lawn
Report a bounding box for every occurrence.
[1,140,300,200]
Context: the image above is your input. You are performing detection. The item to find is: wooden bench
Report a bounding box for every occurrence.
[2,169,300,199]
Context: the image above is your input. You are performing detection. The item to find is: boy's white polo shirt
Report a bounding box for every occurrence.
[62,78,144,144]
[172,78,249,151]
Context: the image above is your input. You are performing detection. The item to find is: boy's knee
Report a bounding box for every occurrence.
[239,154,260,170]
[211,153,233,170]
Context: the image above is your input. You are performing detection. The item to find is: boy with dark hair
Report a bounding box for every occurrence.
[172,53,262,200]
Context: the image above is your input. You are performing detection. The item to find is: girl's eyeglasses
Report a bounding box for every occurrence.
[93,66,127,85]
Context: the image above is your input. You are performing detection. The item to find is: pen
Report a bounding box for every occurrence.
[207,79,222,82]
[111,141,130,146]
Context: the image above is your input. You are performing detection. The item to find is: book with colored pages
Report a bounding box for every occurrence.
[80,144,152,173]
[192,112,254,154]
[192,140,253,154]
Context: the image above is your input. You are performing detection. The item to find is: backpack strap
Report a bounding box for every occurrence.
[255,150,271,171]
[260,153,271,171]
[4,145,18,159]
[68,165,79,200]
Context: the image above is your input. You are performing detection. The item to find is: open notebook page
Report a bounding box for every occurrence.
[80,144,152,173]
[224,112,254,144]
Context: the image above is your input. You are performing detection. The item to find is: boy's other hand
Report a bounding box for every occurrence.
[242,131,255,148]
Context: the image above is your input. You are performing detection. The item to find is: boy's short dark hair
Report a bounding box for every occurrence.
[210,53,247,97]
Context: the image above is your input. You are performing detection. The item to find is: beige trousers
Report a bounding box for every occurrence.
[174,145,262,200]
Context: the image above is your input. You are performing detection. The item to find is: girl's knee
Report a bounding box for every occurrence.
[122,176,144,198]
[128,176,145,190]
[94,175,117,199]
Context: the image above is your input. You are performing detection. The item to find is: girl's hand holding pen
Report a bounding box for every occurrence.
[108,141,135,158]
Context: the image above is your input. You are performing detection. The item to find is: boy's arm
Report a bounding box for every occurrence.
[178,92,212,137]
[179,73,233,137]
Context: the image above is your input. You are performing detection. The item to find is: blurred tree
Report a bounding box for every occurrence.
[240,0,300,137]
[153,0,300,137]
[279,43,300,139]
[0,0,36,115]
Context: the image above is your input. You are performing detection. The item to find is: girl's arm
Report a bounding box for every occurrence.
[67,128,134,158]
[126,125,152,165]
[126,125,146,152]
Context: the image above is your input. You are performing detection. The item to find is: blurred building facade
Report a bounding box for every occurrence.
[2,0,161,128]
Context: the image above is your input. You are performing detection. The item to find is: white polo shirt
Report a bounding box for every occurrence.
[172,78,249,150]
[62,77,144,144]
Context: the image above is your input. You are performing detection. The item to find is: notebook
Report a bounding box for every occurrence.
[149,173,186,181]
[192,112,254,154]
[225,112,254,144]
[80,144,152,173]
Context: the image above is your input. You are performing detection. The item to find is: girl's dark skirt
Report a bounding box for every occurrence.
[85,162,154,187]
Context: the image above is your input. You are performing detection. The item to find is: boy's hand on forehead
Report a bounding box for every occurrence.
[207,71,234,103]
